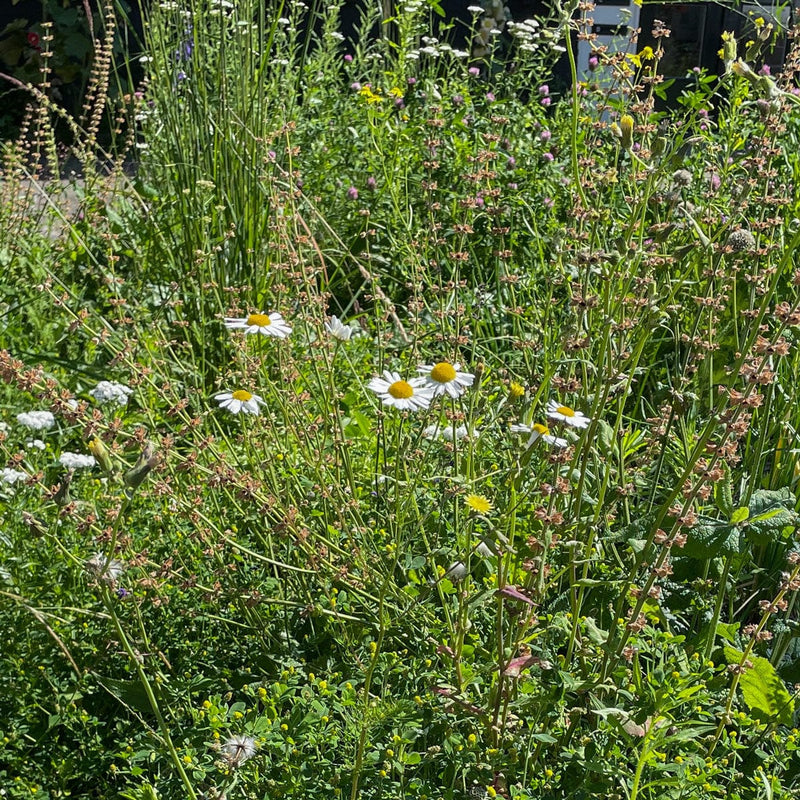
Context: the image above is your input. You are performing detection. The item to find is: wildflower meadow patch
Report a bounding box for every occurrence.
[2,1,800,799]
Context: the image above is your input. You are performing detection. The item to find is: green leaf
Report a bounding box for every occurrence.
[730,507,750,525]
[745,489,797,546]
[724,647,795,725]
[683,518,743,559]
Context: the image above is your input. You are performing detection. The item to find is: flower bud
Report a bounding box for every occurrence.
[123,444,159,493]
[89,437,114,475]
[619,114,634,150]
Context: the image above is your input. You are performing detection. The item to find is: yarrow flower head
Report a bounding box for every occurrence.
[17,410,55,431]
[367,370,433,411]
[546,400,591,429]
[1,467,28,485]
[418,361,475,398]
[59,452,97,470]
[214,390,265,416]
[464,493,492,514]
[224,312,292,338]
[90,381,134,406]
[219,734,257,767]
[325,315,353,341]
[510,422,568,448]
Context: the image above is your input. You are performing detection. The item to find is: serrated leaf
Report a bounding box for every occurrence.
[724,647,795,725]
[730,506,750,524]
[745,489,797,546]
[684,519,743,559]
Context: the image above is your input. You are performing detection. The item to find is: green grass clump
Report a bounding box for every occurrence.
[2,1,800,798]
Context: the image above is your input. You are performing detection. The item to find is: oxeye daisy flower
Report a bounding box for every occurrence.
[546,400,591,429]
[510,422,568,449]
[368,371,433,411]
[464,493,492,514]
[214,390,265,416]
[418,361,475,398]
[325,315,352,341]
[224,311,292,338]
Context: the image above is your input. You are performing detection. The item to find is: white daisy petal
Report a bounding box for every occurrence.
[214,389,265,416]
[417,361,475,398]
[224,311,291,338]
[368,370,433,411]
[511,422,568,449]
[546,399,591,429]
[325,315,353,341]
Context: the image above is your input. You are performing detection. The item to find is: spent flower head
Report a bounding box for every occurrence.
[219,734,257,767]
[85,553,125,584]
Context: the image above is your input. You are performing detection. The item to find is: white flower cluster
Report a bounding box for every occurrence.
[17,411,56,431]
[59,452,96,470]
[507,19,541,53]
[90,381,134,406]
[407,38,469,60]
[1,467,27,485]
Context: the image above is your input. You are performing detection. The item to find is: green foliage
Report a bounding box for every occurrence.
[2,1,800,799]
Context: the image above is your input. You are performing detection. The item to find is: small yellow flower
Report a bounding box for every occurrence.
[509,381,525,398]
[388,87,404,98]
[465,494,492,514]
[358,86,382,104]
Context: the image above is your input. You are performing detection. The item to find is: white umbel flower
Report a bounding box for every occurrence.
[224,312,292,338]
[1,467,28,485]
[214,390,265,416]
[510,422,568,449]
[59,452,97,470]
[546,400,591,429]
[17,410,55,431]
[325,315,353,341]
[417,361,475,398]
[90,380,134,406]
[367,371,433,411]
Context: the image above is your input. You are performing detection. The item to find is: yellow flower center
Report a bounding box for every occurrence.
[533,423,550,435]
[246,313,271,327]
[430,362,457,384]
[388,380,414,399]
[556,405,575,417]
[232,390,253,401]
